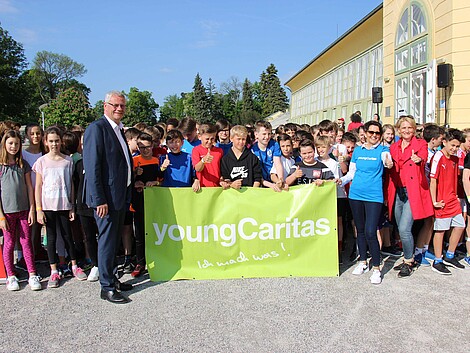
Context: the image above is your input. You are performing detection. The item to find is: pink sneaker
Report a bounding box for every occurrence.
[48,273,61,288]
[73,267,87,281]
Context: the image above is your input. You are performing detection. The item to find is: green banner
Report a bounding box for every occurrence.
[144,183,338,281]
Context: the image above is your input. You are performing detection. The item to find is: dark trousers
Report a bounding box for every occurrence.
[94,209,126,291]
[134,209,146,266]
[79,214,98,267]
[349,199,382,267]
[44,210,76,265]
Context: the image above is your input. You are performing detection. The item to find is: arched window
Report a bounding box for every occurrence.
[395,2,430,123]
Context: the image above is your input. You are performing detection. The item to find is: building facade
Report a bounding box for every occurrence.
[286,1,470,129]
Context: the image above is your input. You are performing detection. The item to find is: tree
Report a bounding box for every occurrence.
[260,64,289,117]
[220,76,242,104]
[123,87,159,126]
[192,73,209,122]
[32,50,87,103]
[240,79,260,125]
[42,87,94,128]
[0,23,27,120]
[159,94,185,122]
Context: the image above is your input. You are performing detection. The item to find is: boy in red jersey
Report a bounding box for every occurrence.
[430,129,466,275]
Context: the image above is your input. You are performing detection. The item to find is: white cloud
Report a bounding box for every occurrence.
[192,39,216,49]
[0,0,18,13]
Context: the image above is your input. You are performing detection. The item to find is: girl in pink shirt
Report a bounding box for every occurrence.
[33,127,87,288]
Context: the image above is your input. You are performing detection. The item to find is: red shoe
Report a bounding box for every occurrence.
[131,264,145,278]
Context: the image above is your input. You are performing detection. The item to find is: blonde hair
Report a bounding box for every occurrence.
[314,135,332,147]
[396,116,417,131]
[230,125,248,138]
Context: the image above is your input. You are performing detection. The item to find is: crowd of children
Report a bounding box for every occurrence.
[0,112,469,290]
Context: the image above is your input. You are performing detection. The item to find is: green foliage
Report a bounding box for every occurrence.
[240,78,260,125]
[192,73,209,122]
[0,23,28,120]
[122,87,159,126]
[92,100,104,120]
[260,64,289,117]
[42,87,94,128]
[32,50,87,103]
[159,94,185,122]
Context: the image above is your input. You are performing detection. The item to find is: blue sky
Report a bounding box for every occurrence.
[1,0,382,108]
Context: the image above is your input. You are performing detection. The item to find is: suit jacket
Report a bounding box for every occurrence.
[83,116,133,211]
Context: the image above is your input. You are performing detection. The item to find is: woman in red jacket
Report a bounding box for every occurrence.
[386,116,434,277]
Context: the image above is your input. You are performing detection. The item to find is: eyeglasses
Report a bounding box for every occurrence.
[138,145,153,150]
[106,102,126,109]
[367,130,381,136]
[220,129,229,133]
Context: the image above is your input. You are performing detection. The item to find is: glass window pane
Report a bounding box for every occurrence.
[411,39,427,66]
[411,4,427,37]
[395,49,409,71]
[396,77,409,116]
[396,8,409,46]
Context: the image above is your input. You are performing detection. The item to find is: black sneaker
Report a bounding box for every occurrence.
[122,261,134,274]
[432,261,451,275]
[443,256,465,269]
[393,261,418,271]
[381,246,403,257]
[398,263,414,278]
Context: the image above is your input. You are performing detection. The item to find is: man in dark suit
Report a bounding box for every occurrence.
[83,91,133,304]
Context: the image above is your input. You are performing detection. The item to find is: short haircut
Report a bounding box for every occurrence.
[178,117,197,135]
[318,119,337,133]
[166,129,184,142]
[143,126,161,141]
[254,120,272,132]
[198,123,217,135]
[133,122,148,131]
[299,138,315,150]
[230,125,248,138]
[341,132,357,144]
[423,124,445,142]
[296,130,314,142]
[275,125,285,135]
[125,127,141,140]
[444,128,465,143]
[215,119,230,132]
[277,133,292,143]
[166,118,179,128]
[105,90,125,102]
[350,113,362,123]
[137,132,153,143]
[62,131,80,154]
[364,121,383,135]
[284,123,298,132]
[315,135,332,147]
[395,116,416,131]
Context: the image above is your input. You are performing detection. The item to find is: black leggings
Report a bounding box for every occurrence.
[44,211,77,265]
[79,214,98,267]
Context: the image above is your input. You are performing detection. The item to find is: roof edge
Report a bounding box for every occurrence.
[285,3,383,86]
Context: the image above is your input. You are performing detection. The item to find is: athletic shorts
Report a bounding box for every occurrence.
[460,198,467,213]
[434,213,465,231]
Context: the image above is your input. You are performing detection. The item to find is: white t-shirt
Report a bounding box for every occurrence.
[317,157,347,198]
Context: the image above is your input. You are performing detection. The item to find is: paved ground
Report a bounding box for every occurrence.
[1,250,470,353]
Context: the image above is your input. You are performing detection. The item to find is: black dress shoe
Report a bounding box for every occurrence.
[100,289,129,304]
[115,280,133,291]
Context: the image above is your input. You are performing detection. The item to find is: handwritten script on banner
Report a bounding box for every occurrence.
[144,183,338,281]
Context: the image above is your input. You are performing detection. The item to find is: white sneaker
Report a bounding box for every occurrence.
[28,275,42,291]
[6,276,20,291]
[87,266,99,282]
[370,269,382,284]
[352,262,369,275]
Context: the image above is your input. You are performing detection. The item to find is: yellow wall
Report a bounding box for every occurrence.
[383,0,470,128]
[286,7,383,92]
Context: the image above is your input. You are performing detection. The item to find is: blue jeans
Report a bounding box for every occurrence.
[349,199,382,267]
[394,188,414,261]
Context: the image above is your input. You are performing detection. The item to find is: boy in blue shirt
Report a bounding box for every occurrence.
[251,120,284,191]
[160,130,198,190]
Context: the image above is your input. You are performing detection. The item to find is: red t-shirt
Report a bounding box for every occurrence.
[430,151,461,218]
[191,145,223,187]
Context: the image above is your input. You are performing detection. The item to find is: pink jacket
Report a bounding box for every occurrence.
[386,137,434,220]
